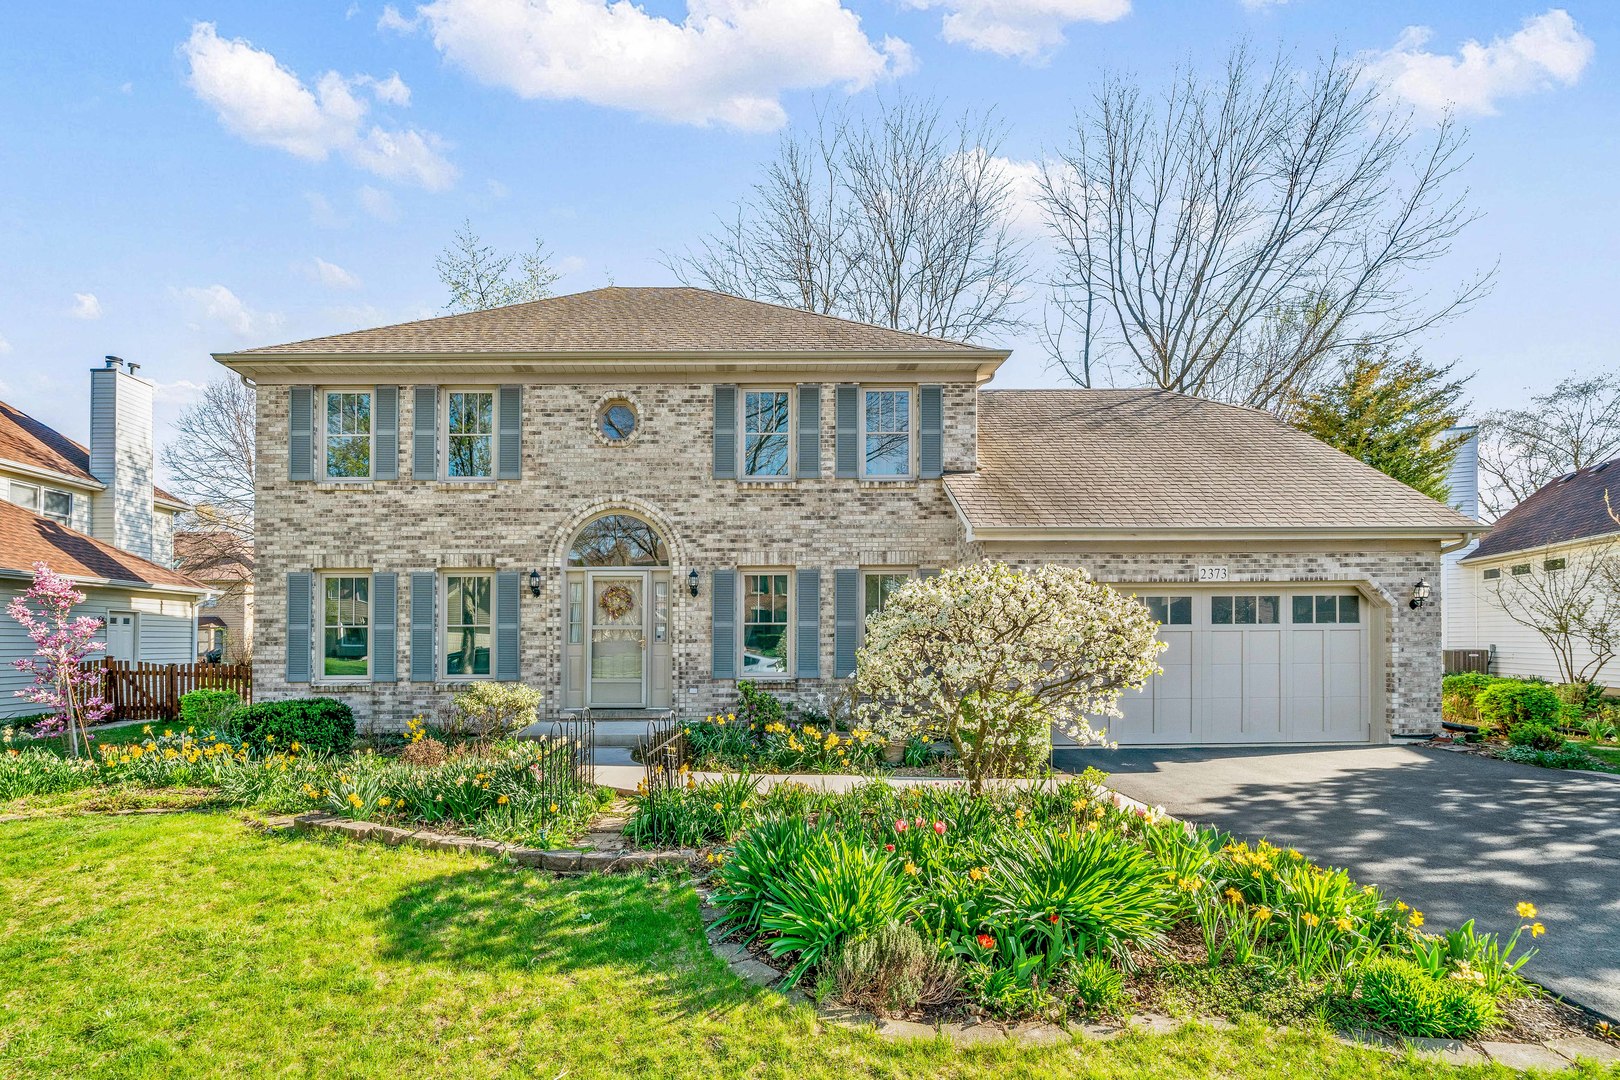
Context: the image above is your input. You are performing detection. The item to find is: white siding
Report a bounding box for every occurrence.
[151,507,177,567]
[1450,547,1616,690]
[1439,425,1482,648]
[0,581,198,719]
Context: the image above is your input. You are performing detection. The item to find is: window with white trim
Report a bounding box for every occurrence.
[321,574,371,679]
[863,572,910,622]
[443,572,494,677]
[862,388,912,478]
[1544,557,1567,572]
[1211,595,1281,625]
[1482,568,1501,581]
[742,571,790,677]
[446,390,495,478]
[1291,594,1361,624]
[1511,563,1531,576]
[742,390,791,478]
[7,481,39,512]
[1142,595,1193,625]
[42,489,72,526]
[323,391,372,479]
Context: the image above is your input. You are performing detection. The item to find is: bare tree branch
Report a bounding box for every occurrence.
[436,219,561,313]
[160,377,255,549]
[1038,44,1493,410]
[667,96,1030,342]
[1478,374,1620,519]
[1487,544,1620,686]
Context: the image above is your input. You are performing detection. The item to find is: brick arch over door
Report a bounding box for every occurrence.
[547,497,689,574]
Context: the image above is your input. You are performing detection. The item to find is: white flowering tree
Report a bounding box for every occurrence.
[854,562,1165,794]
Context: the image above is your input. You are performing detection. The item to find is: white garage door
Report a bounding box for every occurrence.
[1092,590,1371,745]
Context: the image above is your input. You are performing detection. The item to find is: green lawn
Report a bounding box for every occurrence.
[0,815,1588,1080]
[1581,741,1620,768]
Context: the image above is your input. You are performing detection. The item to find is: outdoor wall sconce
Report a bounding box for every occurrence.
[688,569,700,598]
[528,569,542,597]
[1409,579,1432,609]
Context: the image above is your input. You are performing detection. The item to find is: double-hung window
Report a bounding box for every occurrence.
[862,388,912,478]
[324,391,372,479]
[742,571,790,676]
[863,572,910,622]
[42,489,72,526]
[742,390,791,478]
[444,572,494,677]
[8,481,38,513]
[446,390,495,479]
[321,574,371,679]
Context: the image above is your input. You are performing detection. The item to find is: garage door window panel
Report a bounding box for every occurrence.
[1211,595,1279,625]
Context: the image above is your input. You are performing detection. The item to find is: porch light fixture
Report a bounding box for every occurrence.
[1409,579,1432,609]
[688,569,700,598]
[528,569,541,597]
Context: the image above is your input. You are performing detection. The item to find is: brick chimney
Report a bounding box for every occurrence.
[88,356,155,560]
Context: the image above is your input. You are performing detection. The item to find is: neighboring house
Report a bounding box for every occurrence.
[1450,456,1620,688]
[174,531,254,662]
[1,359,210,718]
[216,287,1478,745]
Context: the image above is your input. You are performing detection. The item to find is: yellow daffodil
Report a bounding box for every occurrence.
[1517,902,1537,919]
[1334,916,1353,933]
[1253,906,1272,923]
[1408,910,1425,929]
[903,862,919,876]
[1225,888,1244,906]
[1301,912,1321,928]
[1531,922,1546,938]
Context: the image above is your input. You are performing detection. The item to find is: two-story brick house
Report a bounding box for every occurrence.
[217,287,1478,744]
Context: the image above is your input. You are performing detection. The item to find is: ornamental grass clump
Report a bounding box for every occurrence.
[1345,955,1498,1038]
[853,562,1165,794]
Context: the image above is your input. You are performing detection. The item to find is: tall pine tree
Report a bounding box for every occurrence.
[1291,347,1472,502]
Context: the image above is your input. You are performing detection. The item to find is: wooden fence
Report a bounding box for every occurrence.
[93,660,253,721]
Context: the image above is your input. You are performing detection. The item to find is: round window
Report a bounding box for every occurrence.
[598,399,638,443]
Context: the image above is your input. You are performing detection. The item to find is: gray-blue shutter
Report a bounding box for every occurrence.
[834,384,859,479]
[410,572,436,682]
[795,568,821,679]
[285,571,312,683]
[834,568,859,678]
[413,386,437,480]
[495,570,520,681]
[796,385,821,479]
[372,572,397,681]
[374,386,399,481]
[711,569,737,679]
[713,384,737,480]
[496,386,522,480]
[919,384,943,479]
[288,387,314,481]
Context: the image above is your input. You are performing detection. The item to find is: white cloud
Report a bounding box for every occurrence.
[357,184,400,221]
[1363,9,1594,117]
[378,4,421,32]
[359,72,412,106]
[173,285,283,338]
[305,257,363,290]
[181,22,457,189]
[411,0,912,132]
[902,0,1127,61]
[152,379,208,406]
[70,292,103,320]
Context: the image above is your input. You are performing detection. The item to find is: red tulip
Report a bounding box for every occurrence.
[933,821,946,835]
[976,933,995,950]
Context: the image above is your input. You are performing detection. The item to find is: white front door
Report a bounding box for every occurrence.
[105,612,137,662]
[586,572,647,707]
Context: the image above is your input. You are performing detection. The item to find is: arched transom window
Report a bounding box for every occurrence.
[566,514,669,567]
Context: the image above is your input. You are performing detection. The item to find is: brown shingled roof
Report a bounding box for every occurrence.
[0,499,206,591]
[945,389,1479,535]
[1462,457,1620,560]
[0,399,185,505]
[227,286,998,357]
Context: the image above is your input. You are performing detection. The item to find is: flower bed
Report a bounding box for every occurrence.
[2,717,606,848]
[628,770,1600,1045]
[679,682,950,775]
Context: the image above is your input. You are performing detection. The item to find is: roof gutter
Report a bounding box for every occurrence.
[0,457,105,492]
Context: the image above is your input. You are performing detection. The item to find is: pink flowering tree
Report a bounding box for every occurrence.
[7,562,110,756]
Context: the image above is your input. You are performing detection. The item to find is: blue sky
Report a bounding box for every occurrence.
[0,2,1613,475]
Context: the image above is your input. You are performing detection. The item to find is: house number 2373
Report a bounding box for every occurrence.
[1196,566,1230,582]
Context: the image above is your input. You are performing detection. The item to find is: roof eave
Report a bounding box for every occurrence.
[214,348,1009,382]
[0,457,104,492]
[954,523,1483,545]
[0,566,211,598]
[1459,529,1620,563]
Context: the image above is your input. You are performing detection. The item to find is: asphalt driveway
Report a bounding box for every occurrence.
[1051,744,1620,1021]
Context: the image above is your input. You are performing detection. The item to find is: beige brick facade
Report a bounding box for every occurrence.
[249,373,1449,740]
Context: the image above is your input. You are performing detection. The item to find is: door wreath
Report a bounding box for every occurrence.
[598,583,636,621]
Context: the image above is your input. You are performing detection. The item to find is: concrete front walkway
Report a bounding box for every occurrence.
[1052,744,1620,1022]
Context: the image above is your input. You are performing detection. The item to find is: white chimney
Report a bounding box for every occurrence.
[88,356,155,560]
